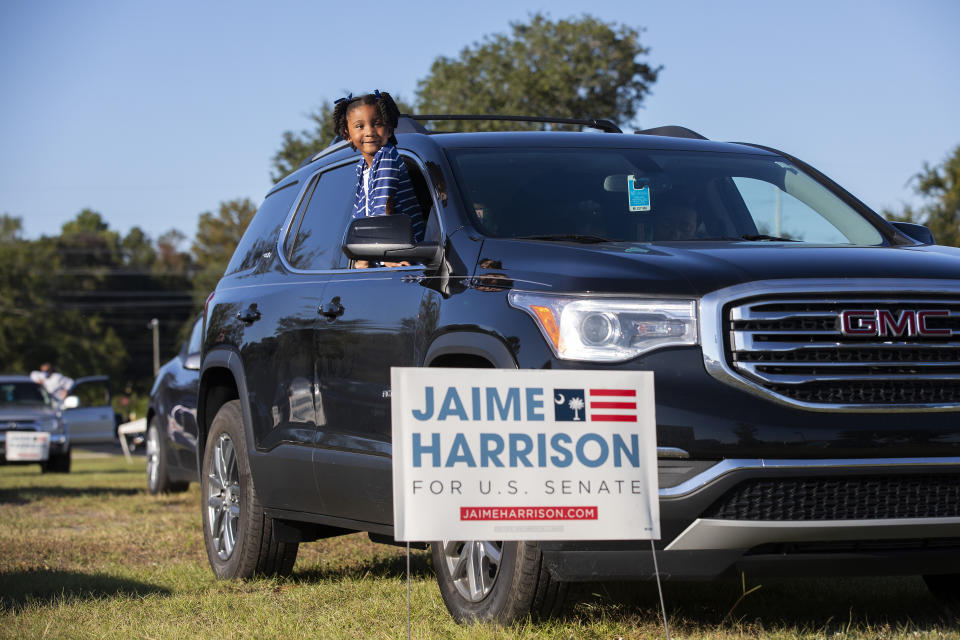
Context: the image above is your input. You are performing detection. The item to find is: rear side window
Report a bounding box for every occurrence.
[225,181,300,275]
[284,164,356,270]
[186,317,203,355]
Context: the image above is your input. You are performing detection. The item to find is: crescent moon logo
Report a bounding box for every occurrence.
[554,393,565,405]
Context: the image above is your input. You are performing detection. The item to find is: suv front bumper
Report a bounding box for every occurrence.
[540,456,960,581]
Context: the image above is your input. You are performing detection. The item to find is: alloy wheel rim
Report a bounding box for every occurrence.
[146,427,160,488]
[441,540,503,602]
[206,433,240,560]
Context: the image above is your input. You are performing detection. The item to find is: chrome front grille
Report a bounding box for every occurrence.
[727,296,960,408]
[699,280,960,412]
[0,420,39,431]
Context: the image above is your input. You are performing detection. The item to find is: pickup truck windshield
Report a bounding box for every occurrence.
[0,382,52,407]
[448,148,884,245]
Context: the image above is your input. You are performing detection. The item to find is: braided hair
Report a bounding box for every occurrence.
[332,90,401,149]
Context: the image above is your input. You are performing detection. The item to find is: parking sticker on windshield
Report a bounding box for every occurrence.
[627,175,651,212]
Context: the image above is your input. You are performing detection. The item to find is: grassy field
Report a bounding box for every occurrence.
[1,453,958,639]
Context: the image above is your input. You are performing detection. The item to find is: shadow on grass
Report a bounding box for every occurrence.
[0,486,142,504]
[0,569,169,611]
[65,467,145,475]
[295,550,433,582]
[564,576,958,631]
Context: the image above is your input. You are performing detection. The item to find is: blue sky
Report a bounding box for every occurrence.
[1,0,958,245]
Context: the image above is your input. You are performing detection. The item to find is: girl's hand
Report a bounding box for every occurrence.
[381,261,411,267]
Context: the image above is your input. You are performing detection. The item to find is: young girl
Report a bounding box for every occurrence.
[332,91,424,267]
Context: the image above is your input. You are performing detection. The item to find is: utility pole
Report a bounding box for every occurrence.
[148,318,159,376]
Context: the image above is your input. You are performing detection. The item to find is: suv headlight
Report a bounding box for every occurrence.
[508,291,698,362]
[37,417,62,432]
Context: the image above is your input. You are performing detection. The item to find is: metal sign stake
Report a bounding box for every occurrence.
[650,539,671,640]
[406,542,412,640]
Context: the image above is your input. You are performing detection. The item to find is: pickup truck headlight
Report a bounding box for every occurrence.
[508,291,698,362]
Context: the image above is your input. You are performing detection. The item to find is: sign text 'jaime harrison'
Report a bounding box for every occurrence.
[391,368,659,542]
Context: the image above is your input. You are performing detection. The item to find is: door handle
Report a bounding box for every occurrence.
[237,304,262,324]
[319,297,344,320]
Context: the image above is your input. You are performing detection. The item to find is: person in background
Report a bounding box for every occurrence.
[29,363,74,401]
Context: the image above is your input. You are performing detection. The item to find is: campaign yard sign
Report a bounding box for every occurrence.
[391,368,659,542]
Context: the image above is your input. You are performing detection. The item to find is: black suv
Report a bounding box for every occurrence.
[145,315,203,494]
[198,116,960,623]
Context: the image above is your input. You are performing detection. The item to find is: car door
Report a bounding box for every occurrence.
[62,376,115,443]
[313,154,443,525]
[169,317,202,472]
[241,160,358,514]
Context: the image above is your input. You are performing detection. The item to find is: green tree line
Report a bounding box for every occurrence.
[0,200,254,394]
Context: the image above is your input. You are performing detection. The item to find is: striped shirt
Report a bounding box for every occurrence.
[352,144,425,242]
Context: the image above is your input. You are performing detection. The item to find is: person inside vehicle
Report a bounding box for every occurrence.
[653,198,700,240]
[332,90,424,268]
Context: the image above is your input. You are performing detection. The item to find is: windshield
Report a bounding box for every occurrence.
[447,148,884,245]
[0,382,52,407]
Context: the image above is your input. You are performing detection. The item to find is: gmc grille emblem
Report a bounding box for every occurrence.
[839,309,951,337]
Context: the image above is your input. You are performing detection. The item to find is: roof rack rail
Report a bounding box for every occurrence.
[298,114,623,169]
[634,125,707,140]
[396,116,429,134]
[404,114,622,134]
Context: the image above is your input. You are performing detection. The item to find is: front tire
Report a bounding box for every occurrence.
[432,539,567,624]
[146,418,188,494]
[42,449,71,473]
[201,400,298,579]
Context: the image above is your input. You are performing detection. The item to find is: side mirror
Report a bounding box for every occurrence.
[343,216,441,265]
[183,353,201,371]
[891,221,935,245]
[62,395,80,409]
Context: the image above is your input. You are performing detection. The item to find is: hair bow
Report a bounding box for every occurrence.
[334,93,353,105]
[373,89,381,100]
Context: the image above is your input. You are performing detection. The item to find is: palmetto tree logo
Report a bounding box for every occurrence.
[567,396,585,420]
